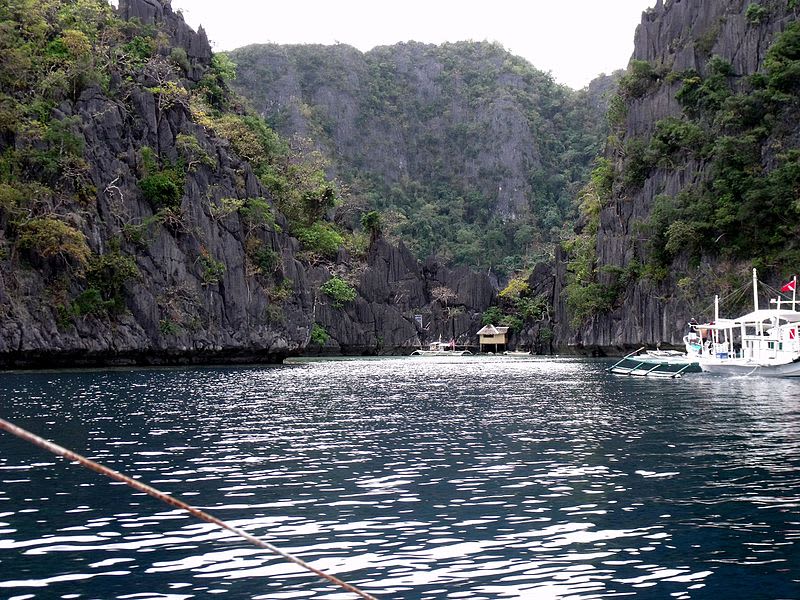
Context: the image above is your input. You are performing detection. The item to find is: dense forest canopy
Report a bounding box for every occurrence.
[230,42,616,275]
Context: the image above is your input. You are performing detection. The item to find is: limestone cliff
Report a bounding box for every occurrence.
[557,0,800,352]
[0,0,493,367]
[229,42,609,271]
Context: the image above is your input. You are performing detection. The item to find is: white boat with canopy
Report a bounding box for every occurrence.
[691,269,800,377]
[410,340,472,356]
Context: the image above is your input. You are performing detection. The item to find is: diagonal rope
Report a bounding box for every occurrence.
[0,417,378,600]
[758,278,795,302]
[691,277,752,321]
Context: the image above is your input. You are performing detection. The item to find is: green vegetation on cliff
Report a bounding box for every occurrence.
[0,0,137,295]
[0,0,365,347]
[631,26,800,271]
[564,17,800,326]
[0,0,356,323]
[230,42,612,274]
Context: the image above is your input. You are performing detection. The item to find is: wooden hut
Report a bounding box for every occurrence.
[476,324,509,353]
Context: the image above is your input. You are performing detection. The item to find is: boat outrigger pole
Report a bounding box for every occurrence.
[0,418,378,600]
[607,347,646,371]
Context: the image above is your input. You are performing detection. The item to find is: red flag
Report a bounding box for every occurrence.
[781,279,796,293]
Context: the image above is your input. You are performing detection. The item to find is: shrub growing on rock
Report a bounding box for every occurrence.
[140,169,184,209]
[310,323,330,345]
[16,216,90,268]
[320,276,356,308]
[294,221,343,258]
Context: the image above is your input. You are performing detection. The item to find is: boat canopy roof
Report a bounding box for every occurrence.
[734,309,800,324]
[698,309,800,329]
[696,319,737,330]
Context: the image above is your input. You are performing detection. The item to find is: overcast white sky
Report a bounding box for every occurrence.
[170,0,655,89]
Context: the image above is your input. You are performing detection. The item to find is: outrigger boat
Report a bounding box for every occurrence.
[410,339,473,356]
[608,347,696,378]
[689,269,800,377]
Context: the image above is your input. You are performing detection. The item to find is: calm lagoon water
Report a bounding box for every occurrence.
[0,356,799,599]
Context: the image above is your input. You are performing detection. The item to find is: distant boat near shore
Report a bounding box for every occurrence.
[410,341,473,356]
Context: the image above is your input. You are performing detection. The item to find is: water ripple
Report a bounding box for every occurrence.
[1,358,799,598]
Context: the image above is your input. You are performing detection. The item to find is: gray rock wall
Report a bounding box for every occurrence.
[558,0,800,354]
[0,0,496,368]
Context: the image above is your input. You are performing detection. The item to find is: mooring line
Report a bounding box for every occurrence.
[0,417,378,600]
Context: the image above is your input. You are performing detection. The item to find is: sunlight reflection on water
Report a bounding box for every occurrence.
[1,357,799,599]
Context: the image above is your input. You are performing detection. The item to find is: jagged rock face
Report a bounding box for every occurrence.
[118,0,211,82]
[625,0,795,138]
[562,0,800,353]
[0,1,309,367]
[309,240,495,354]
[0,0,496,367]
[229,42,609,269]
[118,0,163,25]
[635,0,791,78]
[231,42,547,218]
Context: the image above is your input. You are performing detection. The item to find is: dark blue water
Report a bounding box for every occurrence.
[1,357,799,599]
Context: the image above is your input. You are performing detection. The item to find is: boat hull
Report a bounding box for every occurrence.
[698,359,800,377]
[637,352,698,366]
[410,350,472,356]
[610,365,686,378]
